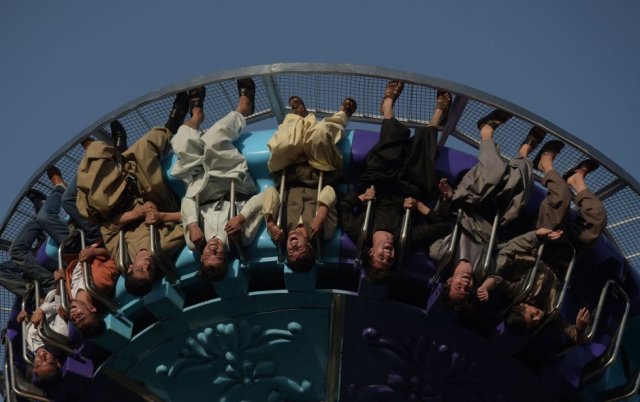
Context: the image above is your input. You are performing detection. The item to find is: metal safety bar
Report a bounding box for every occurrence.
[554,247,576,312]
[20,283,34,366]
[429,209,462,288]
[582,281,630,383]
[149,224,178,284]
[531,246,577,337]
[555,280,630,361]
[276,171,286,264]
[57,230,79,314]
[32,281,75,356]
[5,332,49,401]
[354,185,375,268]
[397,208,412,271]
[118,230,127,273]
[77,229,120,314]
[586,281,626,343]
[3,360,14,402]
[314,171,324,264]
[479,212,500,280]
[501,243,545,316]
[228,180,248,267]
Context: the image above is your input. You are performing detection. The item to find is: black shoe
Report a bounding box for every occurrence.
[165,91,190,134]
[25,189,47,213]
[532,140,565,171]
[188,86,206,116]
[237,78,255,115]
[477,109,512,130]
[110,120,128,153]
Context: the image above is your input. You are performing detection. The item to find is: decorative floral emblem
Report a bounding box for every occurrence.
[348,327,488,401]
[156,320,312,401]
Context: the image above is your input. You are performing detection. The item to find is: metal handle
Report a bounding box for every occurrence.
[555,280,630,361]
[118,230,126,272]
[480,212,500,279]
[314,171,324,264]
[149,224,157,255]
[228,180,248,267]
[430,209,462,287]
[554,246,576,311]
[36,325,75,356]
[20,282,34,366]
[276,171,286,264]
[354,185,375,268]
[531,246,576,337]
[5,333,49,401]
[582,281,630,382]
[500,243,545,316]
[57,229,82,314]
[397,208,412,271]
[149,224,177,284]
[79,227,120,313]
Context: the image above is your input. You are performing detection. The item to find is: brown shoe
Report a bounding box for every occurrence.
[237,78,255,115]
[46,166,66,187]
[383,80,404,102]
[436,90,452,126]
[340,97,357,117]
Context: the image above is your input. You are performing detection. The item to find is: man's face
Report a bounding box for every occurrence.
[447,260,474,302]
[368,236,395,270]
[33,347,60,379]
[521,303,544,329]
[287,228,310,262]
[69,299,97,330]
[201,237,226,269]
[128,249,154,280]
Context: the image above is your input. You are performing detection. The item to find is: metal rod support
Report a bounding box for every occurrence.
[354,185,375,268]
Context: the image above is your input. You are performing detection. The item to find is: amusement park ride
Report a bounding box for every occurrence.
[0,64,639,401]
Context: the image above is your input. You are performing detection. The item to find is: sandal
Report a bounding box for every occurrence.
[288,96,308,117]
[477,109,512,130]
[532,140,565,171]
[563,158,599,181]
[521,126,546,152]
[383,80,404,102]
[341,97,358,117]
[237,78,255,115]
[436,90,452,127]
[188,86,206,116]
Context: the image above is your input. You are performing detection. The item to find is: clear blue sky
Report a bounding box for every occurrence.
[1,0,639,216]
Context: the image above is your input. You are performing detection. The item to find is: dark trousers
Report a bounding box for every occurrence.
[359,118,438,203]
[536,169,606,248]
[0,219,55,297]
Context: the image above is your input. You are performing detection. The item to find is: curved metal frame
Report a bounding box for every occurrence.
[0,63,636,294]
[2,64,638,258]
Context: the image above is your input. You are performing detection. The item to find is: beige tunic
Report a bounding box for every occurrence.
[76,127,184,268]
[267,111,349,173]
